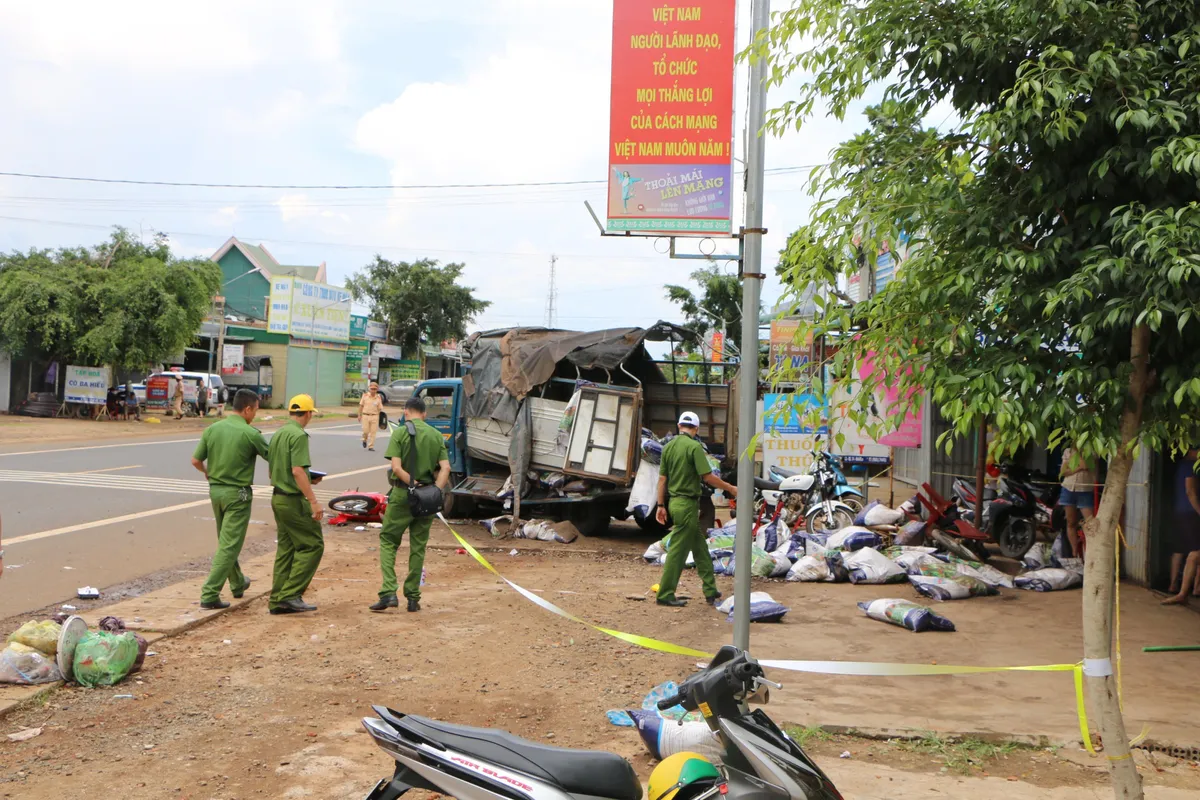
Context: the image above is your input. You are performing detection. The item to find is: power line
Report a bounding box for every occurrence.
[0,163,825,191]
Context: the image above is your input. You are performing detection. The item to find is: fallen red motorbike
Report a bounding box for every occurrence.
[327,491,389,526]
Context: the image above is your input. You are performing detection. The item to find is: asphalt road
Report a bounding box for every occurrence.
[0,419,393,616]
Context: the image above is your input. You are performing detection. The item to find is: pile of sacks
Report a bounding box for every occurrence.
[0,615,147,687]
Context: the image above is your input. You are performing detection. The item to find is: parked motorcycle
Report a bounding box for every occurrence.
[769,451,865,514]
[755,456,856,533]
[951,464,1061,560]
[361,645,844,800]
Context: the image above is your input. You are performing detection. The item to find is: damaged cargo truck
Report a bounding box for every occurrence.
[408,323,736,536]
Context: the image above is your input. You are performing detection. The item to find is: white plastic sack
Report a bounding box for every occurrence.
[716,592,776,614]
[643,540,666,562]
[864,504,906,527]
[1016,560,1083,592]
[825,526,882,552]
[1022,542,1056,571]
[953,559,1015,589]
[882,546,939,571]
[769,552,792,578]
[787,554,831,582]
[634,714,723,761]
[859,598,956,633]
[909,572,998,600]
[843,548,908,585]
[626,461,660,515]
[0,644,62,685]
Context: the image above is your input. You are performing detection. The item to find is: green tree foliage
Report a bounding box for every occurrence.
[0,229,222,379]
[760,3,1199,797]
[665,263,744,356]
[346,257,490,356]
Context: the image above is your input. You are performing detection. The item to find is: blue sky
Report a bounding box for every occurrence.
[0,1,878,333]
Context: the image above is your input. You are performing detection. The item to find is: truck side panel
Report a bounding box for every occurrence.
[465,397,570,472]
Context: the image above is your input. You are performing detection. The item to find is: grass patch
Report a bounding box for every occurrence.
[785,725,834,750]
[899,731,1024,774]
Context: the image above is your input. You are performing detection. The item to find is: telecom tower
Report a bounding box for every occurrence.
[545,254,558,328]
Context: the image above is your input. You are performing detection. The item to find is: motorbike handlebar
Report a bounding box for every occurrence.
[657,694,685,711]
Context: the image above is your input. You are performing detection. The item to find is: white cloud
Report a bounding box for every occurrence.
[275,194,351,225]
[0,2,341,73]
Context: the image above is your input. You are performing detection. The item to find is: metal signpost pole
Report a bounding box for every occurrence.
[732,0,771,651]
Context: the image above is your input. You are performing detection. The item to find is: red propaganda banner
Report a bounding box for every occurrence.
[607,0,736,235]
[709,329,724,361]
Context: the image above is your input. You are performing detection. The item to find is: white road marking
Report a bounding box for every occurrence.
[0,421,360,458]
[4,464,387,546]
[75,464,143,474]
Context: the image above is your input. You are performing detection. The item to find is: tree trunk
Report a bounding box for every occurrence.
[1083,324,1148,800]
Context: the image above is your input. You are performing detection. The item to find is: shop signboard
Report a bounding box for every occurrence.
[606,0,736,234]
[64,365,109,405]
[221,344,244,375]
[350,315,388,342]
[267,276,352,342]
[373,343,403,361]
[857,351,923,447]
[769,319,811,378]
[344,343,369,382]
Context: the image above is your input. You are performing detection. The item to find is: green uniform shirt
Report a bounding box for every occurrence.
[384,418,449,485]
[659,433,712,499]
[192,415,268,488]
[268,419,312,495]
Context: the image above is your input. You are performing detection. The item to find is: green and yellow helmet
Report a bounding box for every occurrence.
[647,752,722,800]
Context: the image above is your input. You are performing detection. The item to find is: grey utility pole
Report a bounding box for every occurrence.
[732,0,771,651]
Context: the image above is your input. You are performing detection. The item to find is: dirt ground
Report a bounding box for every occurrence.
[2,522,1199,799]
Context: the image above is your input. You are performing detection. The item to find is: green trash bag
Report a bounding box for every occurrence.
[72,631,139,687]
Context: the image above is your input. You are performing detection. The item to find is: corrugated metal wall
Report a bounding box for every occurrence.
[1121,447,1153,585]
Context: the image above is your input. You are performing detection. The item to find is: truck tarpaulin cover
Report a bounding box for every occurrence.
[464,322,690,424]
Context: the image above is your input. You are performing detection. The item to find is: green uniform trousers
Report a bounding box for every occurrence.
[200,486,252,603]
[269,494,325,610]
[656,495,718,603]
[379,488,434,600]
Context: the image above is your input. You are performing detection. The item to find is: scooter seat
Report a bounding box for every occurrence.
[398,714,642,800]
[770,466,801,478]
[754,477,781,491]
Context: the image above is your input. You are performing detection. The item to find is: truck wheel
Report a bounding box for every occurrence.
[568,503,611,537]
[443,492,475,519]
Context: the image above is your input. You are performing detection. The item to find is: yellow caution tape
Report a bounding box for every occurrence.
[440,515,1099,754]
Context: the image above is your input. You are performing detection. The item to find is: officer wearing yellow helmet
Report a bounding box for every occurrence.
[267,394,325,614]
[648,752,722,800]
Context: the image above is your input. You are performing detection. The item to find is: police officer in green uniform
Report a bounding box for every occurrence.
[191,389,269,610]
[371,395,451,613]
[655,411,737,607]
[267,394,325,614]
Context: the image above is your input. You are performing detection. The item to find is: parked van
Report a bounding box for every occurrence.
[144,370,226,414]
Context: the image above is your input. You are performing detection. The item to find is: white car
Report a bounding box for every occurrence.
[378,379,418,405]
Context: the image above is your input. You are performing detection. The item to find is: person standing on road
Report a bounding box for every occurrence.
[267,394,325,615]
[654,412,737,608]
[196,378,209,417]
[191,389,269,610]
[359,381,384,451]
[172,375,185,420]
[370,396,450,613]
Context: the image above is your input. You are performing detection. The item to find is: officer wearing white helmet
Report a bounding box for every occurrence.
[654,411,737,607]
